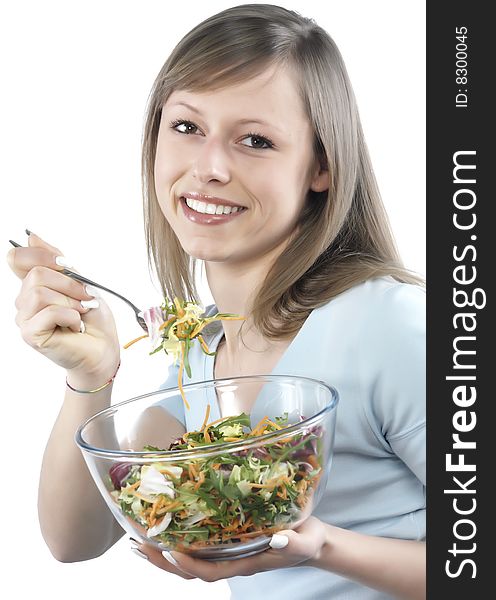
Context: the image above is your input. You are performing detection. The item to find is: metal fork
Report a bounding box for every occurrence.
[9,239,148,333]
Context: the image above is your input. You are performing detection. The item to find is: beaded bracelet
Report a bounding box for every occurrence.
[66,360,121,394]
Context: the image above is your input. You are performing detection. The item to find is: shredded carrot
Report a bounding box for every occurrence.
[132,491,156,502]
[149,495,166,522]
[158,468,181,479]
[189,321,207,338]
[205,415,231,428]
[174,297,185,317]
[203,428,211,443]
[158,316,176,331]
[193,470,205,491]
[197,334,211,354]
[222,436,243,442]
[124,480,141,490]
[250,476,291,490]
[222,518,240,532]
[239,516,253,531]
[211,463,221,470]
[276,435,294,443]
[199,404,211,432]
[177,341,190,410]
[123,333,149,349]
[307,454,319,469]
[156,501,181,516]
[250,416,270,436]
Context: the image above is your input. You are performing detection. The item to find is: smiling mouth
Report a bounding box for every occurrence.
[182,197,247,215]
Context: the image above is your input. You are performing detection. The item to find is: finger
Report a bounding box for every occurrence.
[164,521,327,581]
[27,231,63,255]
[15,285,93,327]
[283,516,328,557]
[16,266,95,310]
[20,305,84,349]
[136,542,196,580]
[6,234,73,279]
[160,549,269,581]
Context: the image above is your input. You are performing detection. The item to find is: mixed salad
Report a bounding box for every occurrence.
[124,297,244,409]
[108,408,324,551]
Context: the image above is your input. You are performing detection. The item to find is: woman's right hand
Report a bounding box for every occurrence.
[6,232,121,385]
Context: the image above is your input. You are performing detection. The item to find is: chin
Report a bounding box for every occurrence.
[182,241,230,262]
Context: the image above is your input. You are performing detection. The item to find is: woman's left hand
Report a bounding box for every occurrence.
[132,516,327,582]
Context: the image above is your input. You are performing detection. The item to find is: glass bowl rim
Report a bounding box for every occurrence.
[75,373,338,461]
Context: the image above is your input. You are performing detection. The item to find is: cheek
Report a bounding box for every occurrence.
[154,153,173,189]
[154,150,180,210]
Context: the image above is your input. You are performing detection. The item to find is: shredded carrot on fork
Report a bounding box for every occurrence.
[158,316,176,331]
[177,341,190,410]
[174,297,185,317]
[123,333,149,349]
[197,334,211,354]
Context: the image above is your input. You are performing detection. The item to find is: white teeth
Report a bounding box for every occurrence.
[183,197,244,215]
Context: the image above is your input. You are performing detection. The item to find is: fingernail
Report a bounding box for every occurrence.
[81,299,100,309]
[55,256,73,268]
[130,547,148,560]
[79,320,86,334]
[162,550,179,566]
[269,534,289,549]
[84,284,100,298]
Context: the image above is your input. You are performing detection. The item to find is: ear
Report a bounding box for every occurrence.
[309,155,329,193]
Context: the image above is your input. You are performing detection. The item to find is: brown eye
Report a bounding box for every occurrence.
[169,119,198,134]
[241,134,274,150]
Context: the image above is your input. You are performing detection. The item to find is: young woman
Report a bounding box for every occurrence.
[7,4,425,599]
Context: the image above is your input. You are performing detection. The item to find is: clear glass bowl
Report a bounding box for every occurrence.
[75,375,338,560]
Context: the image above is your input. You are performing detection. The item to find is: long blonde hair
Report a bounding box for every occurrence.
[142,3,424,340]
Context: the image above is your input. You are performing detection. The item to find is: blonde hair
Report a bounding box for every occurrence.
[142,3,424,340]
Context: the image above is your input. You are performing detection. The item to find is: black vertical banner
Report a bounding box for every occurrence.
[427,2,493,597]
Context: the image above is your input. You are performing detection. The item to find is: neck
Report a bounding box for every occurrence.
[204,247,283,355]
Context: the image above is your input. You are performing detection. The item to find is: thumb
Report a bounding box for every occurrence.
[27,230,63,256]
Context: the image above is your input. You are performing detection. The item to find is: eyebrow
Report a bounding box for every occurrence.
[168,101,285,134]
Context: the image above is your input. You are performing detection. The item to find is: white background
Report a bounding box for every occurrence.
[0,1,425,597]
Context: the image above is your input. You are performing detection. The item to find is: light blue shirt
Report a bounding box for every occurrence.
[157,276,426,599]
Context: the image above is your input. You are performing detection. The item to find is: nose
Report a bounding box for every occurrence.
[192,137,231,185]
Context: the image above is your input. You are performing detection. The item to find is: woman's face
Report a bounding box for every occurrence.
[154,64,328,265]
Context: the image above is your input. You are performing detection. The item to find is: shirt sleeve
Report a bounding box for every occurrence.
[360,282,426,485]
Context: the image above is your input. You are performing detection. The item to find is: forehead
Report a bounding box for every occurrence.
[164,65,309,132]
